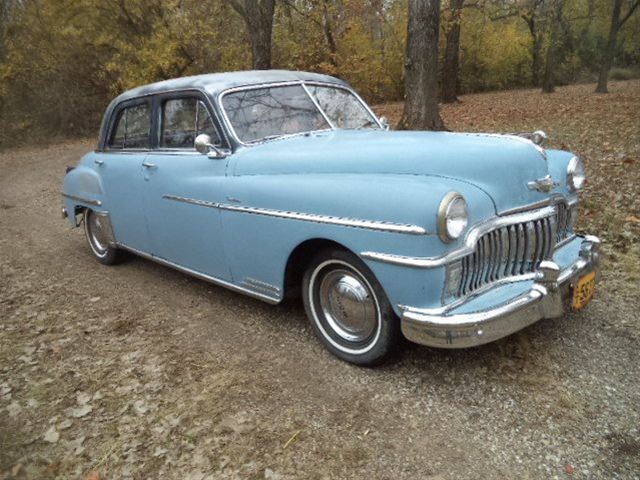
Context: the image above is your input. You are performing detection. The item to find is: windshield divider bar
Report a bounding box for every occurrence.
[301,82,335,130]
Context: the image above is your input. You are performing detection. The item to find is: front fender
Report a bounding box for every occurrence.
[220,173,495,311]
[546,149,578,199]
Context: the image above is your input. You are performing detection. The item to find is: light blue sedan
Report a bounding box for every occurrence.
[62,70,600,365]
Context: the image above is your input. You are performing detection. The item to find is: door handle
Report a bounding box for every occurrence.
[94,159,104,165]
[142,161,157,169]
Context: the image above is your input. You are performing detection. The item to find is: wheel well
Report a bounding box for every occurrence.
[72,205,87,226]
[283,239,351,299]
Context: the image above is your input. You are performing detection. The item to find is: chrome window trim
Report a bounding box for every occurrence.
[62,193,102,207]
[116,244,281,304]
[361,205,557,268]
[162,194,426,235]
[217,80,383,146]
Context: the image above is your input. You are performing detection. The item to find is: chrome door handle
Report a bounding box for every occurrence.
[142,161,157,169]
[94,159,104,165]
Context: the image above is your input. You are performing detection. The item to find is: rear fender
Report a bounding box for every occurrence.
[62,153,105,226]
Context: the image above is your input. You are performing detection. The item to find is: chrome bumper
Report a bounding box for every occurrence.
[401,235,601,348]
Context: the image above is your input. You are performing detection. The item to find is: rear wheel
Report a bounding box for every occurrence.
[83,209,123,265]
[302,249,399,366]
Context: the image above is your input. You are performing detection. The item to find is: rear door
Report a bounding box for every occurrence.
[141,92,231,281]
[96,99,152,253]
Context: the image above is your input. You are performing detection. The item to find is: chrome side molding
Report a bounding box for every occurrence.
[162,194,427,236]
[62,192,102,207]
[116,244,281,304]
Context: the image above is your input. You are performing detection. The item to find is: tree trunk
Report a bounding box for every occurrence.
[532,34,542,86]
[228,0,276,70]
[595,0,623,93]
[398,0,445,131]
[321,0,338,68]
[542,0,564,93]
[441,0,464,103]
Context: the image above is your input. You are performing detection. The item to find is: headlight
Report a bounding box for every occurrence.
[438,192,468,242]
[567,156,586,192]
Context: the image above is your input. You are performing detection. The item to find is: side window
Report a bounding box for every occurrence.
[161,98,221,149]
[108,102,151,149]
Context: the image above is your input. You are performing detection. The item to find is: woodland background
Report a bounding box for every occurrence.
[0,0,638,147]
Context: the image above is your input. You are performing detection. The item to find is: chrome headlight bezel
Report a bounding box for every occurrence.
[567,156,586,192]
[437,192,468,243]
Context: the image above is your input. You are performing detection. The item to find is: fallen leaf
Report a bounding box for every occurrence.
[84,471,100,480]
[625,215,640,224]
[77,392,91,405]
[7,401,22,418]
[71,404,93,418]
[43,426,59,443]
[59,419,73,430]
[564,463,574,475]
[152,446,168,457]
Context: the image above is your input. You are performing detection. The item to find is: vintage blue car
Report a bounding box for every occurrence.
[62,70,600,365]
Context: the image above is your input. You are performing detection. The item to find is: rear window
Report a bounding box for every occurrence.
[108,103,151,149]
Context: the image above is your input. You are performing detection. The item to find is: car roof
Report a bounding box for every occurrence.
[98,70,350,149]
[112,70,348,104]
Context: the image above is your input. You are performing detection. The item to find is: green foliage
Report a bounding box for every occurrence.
[459,14,532,92]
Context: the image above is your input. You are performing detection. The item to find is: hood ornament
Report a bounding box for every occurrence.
[528,174,557,193]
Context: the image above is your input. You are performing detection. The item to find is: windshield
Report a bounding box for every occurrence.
[306,85,379,130]
[221,84,330,144]
[221,83,380,144]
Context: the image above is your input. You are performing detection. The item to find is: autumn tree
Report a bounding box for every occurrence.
[441,0,465,103]
[542,0,564,93]
[398,0,444,130]
[519,0,546,86]
[227,0,276,69]
[595,0,639,93]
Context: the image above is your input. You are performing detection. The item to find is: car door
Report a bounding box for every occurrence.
[141,92,231,281]
[96,99,153,253]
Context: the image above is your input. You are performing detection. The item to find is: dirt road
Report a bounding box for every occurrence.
[1,82,639,479]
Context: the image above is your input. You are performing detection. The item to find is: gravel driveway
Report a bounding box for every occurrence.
[2,87,639,479]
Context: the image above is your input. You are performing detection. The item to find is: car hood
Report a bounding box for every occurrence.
[232,129,555,213]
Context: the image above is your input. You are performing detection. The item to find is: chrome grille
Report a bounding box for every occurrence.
[457,215,556,297]
[555,201,572,243]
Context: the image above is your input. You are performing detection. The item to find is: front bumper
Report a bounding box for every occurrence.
[400,235,601,348]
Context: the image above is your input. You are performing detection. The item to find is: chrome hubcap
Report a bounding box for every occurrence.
[87,212,109,255]
[318,269,377,343]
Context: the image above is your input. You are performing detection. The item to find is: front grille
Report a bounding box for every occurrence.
[456,214,556,297]
[555,201,572,244]
[453,201,577,297]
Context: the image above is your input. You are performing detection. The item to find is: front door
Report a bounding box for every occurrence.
[142,93,231,281]
[97,99,153,253]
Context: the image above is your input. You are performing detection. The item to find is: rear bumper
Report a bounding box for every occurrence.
[400,235,601,348]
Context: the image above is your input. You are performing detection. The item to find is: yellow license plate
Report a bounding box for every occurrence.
[571,271,596,311]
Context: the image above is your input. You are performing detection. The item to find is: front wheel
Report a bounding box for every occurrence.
[83,209,124,265]
[302,249,399,366]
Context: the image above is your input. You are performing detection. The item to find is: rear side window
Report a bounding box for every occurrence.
[108,103,151,149]
[161,98,221,149]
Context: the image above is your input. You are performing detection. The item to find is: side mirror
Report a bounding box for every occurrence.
[379,116,390,131]
[194,134,229,159]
